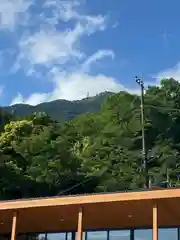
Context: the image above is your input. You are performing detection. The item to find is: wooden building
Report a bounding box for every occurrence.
[0,188,180,240]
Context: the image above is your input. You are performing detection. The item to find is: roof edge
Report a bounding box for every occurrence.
[0,187,180,211]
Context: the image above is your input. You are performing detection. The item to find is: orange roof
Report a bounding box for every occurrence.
[0,188,179,234]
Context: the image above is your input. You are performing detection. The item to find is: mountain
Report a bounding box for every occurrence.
[4,92,114,120]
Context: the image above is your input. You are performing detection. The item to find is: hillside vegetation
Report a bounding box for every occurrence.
[5,92,113,121]
[0,78,180,200]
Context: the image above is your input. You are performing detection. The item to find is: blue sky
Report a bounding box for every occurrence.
[0,0,180,106]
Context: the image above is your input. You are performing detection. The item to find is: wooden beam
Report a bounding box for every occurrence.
[153,203,158,240]
[1,188,180,210]
[11,212,17,240]
[77,207,83,240]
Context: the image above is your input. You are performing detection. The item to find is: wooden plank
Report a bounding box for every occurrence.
[77,207,83,240]
[10,212,17,240]
[0,188,180,210]
[153,204,158,240]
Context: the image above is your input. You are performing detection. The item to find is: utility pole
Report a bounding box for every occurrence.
[135,76,149,188]
[166,167,170,188]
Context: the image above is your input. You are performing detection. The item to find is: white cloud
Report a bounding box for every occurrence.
[11,0,136,106]
[155,62,180,82]
[25,92,51,105]
[13,92,50,105]
[10,93,24,105]
[18,24,84,67]
[51,72,124,101]
[43,0,107,30]
[43,0,80,23]
[82,50,114,72]
[11,70,139,106]
[15,3,107,72]
[0,0,33,30]
[10,92,50,105]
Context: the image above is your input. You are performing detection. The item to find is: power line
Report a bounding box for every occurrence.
[57,161,113,195]
[58,177,93,195]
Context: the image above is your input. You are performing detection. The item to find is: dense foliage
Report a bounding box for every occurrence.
[0,78,180,200]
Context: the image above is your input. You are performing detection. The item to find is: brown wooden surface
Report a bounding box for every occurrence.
[0,189,179,234]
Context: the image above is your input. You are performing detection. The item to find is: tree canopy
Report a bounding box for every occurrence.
[0,78,180,200]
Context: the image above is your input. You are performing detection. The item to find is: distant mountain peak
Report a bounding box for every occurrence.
[4,92,114,121]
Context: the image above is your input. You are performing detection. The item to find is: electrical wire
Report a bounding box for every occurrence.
[57,161,114,195]
[58,177,93,195]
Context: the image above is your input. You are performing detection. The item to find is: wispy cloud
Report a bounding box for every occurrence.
[16,24,84,68]
[10,0,136,106]
[43,0,107,29]
[0,0,33,30]
[82,50,114,72]
[43,0,81,23]
[13,1,107,73]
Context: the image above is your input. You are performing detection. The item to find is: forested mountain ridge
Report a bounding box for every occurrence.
[4,92,114,121]
[0,78,180,200]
